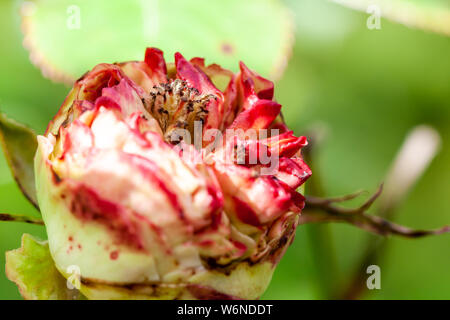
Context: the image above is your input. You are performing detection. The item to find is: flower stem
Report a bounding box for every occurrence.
[0,213,44,225]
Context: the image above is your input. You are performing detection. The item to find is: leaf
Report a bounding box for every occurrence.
[21,0,294,84]
[0,112,38,209]
[5,233,82,300]
[332,0,450,36]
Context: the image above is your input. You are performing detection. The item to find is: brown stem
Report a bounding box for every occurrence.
[300,125,444,299]
[0,213,44,225]
[301,186,449,239]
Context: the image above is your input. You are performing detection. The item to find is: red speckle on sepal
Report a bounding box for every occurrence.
[110,250,119,260]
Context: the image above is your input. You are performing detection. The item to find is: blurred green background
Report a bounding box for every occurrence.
[0,0,449,299]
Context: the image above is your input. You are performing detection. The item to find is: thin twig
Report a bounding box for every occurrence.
[334,126,443,299]
[308,189,366,205]
[306,185,382,215]
[301,186,449,239]
[0,213,44,225]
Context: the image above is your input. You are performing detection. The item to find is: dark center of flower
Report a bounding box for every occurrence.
[143,79,216,143]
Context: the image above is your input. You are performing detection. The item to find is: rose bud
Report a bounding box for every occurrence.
[34,48,311,299]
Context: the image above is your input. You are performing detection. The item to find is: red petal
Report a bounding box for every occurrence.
[175,52,223,133]
[239,61,274,100]
[76,64,125,102]
[263,131,308,158]
[212,161,303,226]
[275,157,311,189]
[190,57,238,130]
[228,99,281,131]
[227,63,280,131]
[220,77,238,130]
[190,57,205,66]
[175,52,222,99]
[144,47,168,83]
[95,79,145,116]
[190,58,234,90]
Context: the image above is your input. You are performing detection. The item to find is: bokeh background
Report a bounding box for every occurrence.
[0,0,449,299]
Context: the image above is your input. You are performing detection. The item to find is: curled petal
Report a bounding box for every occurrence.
[274,157,311,190]
[228,62,278,132]
[119,62,159,93]
[228,100,281,131]
[75,64,126,102]
[239,61,274,100]
[190,57,238,130]
[95,79,148,118]
[46,64,131,135]
[249,131,308,158]
[175,52,223,132]
[266,131,307,158]
[220,77,238,130]
[190,57,234,92]
[175,53,222,98]
[212,161,303,227]
[144,47,168,83]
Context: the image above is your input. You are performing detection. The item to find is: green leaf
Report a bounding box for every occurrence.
[5,233,82,300]
[21,0,294,84]
[332,0,450,36]
[0,112,38,209]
